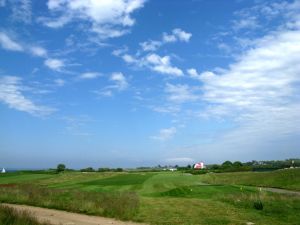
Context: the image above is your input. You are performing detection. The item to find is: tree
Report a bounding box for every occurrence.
[56,164,66,173]
[233,161,243,167]
[222,161,233,169]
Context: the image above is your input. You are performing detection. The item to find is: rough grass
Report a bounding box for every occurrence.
[0,184,140,220]
[0,171,300,224]
[0,205,52,225]
[199,168,300,191]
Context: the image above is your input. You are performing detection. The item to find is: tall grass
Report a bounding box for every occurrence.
[0,184,140,220]
[0,205,52,225]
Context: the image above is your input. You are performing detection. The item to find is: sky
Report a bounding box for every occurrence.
[0,0,300,169]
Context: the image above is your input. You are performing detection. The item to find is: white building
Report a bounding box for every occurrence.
[1,168,6,173]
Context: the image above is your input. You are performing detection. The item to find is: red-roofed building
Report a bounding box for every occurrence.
[194,162,205,169]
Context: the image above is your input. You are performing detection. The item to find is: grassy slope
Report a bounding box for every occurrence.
[0,171,299,225]
[199,168,300,191]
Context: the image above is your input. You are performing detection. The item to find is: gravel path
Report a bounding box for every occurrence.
[2,203,147,225]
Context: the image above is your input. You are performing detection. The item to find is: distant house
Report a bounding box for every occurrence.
[169,168,177,172]
[1,168,6,173]
[194,162,205,170]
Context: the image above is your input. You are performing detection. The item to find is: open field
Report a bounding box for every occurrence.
[0,169,299,225]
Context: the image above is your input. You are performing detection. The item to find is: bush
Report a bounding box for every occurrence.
[253,200,264,210]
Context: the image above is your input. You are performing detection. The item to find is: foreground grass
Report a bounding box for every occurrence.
[0,171,300,224]
[0,184,139,220]
[199,168,300,191]
[0,205,52,225]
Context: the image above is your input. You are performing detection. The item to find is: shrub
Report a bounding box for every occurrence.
[253,200,264,210]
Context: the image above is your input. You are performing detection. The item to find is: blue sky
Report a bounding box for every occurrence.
[0,0,300,169]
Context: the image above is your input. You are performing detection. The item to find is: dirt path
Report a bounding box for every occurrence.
[2,203,147,225]
[260,187,300,196]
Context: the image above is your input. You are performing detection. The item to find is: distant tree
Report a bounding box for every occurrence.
[222,161,233,168]
[98,168,110,172]
[56,164,66,173]
[187,164,191,169]
[233,161,243,167]
[115,168,123,172]
[80,167,95,172]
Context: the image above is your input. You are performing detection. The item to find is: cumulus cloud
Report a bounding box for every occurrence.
[0,32,23,51]
[139,28,192,52]
[41,0,146,39]
[121,53,183,76]
[163,28,192,43]
[44,58,65,71]
[145,54,183,76]
[0,76,55,116]
[151,127,177,141]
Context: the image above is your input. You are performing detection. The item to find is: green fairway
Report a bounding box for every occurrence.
[0,170,299,225]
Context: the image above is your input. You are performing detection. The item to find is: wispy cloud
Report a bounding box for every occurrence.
[40,0,146,39]
[94,72,128,97]
[0,76,55,116]
[78,72,102,80]
[0,32,23,51]
[10,0,32,24]
[165,83,199,103]
[151,127,177,141]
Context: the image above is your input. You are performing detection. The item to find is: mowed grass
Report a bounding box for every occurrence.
[0,170,300,225]
[199,168,300,191]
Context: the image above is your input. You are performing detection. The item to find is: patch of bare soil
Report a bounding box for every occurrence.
[2,203,147,225]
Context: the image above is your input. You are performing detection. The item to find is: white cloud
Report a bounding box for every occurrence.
[29,46,48,57]
[233,16,259,30]
[42,0,146,39]
[197,23,300,152]
[0,76,55,116]
[140,28,192,52]
[163,28,192,43]
[0,32,23,51]
[110,72,128,91]
[151,127,177,141]
[145,54,183,76]
[140,40,161,51]
[79,72,101,79]
[165,83,199,103]
[44,58,65,71]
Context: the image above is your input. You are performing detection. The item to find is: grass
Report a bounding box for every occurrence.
[0,170,299,224]
[0,205,52,225]
[199,168,300,191]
